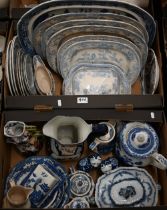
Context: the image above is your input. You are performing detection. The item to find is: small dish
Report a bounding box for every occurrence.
[33,55,55,95]
[70,170,95,198]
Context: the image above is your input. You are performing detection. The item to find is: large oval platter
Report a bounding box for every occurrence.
[46,25,147,72]
[33,12,148,57]
[17,0,155,54]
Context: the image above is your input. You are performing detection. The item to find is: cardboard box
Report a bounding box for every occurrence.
[10,0,39,19]
[0,110,167,209]
[3,18,164,110]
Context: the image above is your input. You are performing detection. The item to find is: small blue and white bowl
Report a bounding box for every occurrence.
[77,157,93,172]
[101,157,119,174]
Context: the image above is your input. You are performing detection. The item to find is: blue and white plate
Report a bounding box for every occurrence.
[59,40,141,84]
[63,63,131,95]
[57,35,143,72]
[17,0,155,54]
[42,18,143,61]
[5,156,70,208]
[95,167,158,207]
[32,12,148,58]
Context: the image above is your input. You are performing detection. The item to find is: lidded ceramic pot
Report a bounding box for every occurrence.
[116,122,167,170]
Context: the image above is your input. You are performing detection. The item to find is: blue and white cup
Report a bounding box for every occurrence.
[89,122,115,151]
[101,157,119,174]
[78,157,93,172]
[89,153,102,168]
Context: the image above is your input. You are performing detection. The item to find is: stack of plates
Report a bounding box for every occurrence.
[5,156,70,208]
[6,0,159,96]
[6,36,37,96]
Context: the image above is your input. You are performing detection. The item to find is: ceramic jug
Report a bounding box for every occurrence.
[116,122,167,170]
[43,116,108,159]
[3,182,33,208]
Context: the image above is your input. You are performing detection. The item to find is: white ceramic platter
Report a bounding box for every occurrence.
[58,40,141,84]
[63,63,131,95]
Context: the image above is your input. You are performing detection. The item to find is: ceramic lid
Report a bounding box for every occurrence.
[120,122,159,158]
[70,171,94,198]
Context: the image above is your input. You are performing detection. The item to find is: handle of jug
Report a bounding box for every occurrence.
[89,138,100,151]
[151,152,167,170]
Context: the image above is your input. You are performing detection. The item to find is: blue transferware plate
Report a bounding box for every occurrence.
[10,37,20,96]
[5,40,15,96]
[142,49,160,95]
[57,35,143,73]
[33,12,148,58]
[59,40,141,84]
[24,54,37,95]
[46,24,147,72]
[42,18,144,60]
[5,156,70,208]
[63,63,131,95]
[17,0,155,55]
[95,167,158,207]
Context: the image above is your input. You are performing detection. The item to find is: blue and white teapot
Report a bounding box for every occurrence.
[116,122,167,170]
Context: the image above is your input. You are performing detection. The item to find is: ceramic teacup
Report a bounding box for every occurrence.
[89,122,115,151]
[89,153,102,168]
[100,157,119,174]
[78,157,93,172]
[116,122,167,170]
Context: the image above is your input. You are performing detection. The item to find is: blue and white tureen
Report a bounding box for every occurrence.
[116,122,167,170]
[95,167,158,207]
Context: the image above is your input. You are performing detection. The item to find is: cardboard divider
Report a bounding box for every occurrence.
[3,20,164,110]
[10,0,39,19]
[0,111,166,208]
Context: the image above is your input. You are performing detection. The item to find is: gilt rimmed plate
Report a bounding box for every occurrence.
[42,18,143,59]
[32,12,148,57]
[58,40,141,84]
[46,25,147,73]
[17,0,155,54]
[95,167,158,207]
[63,63,131,95]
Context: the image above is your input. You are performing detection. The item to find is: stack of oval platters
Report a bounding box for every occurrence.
[5,0,159,96]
